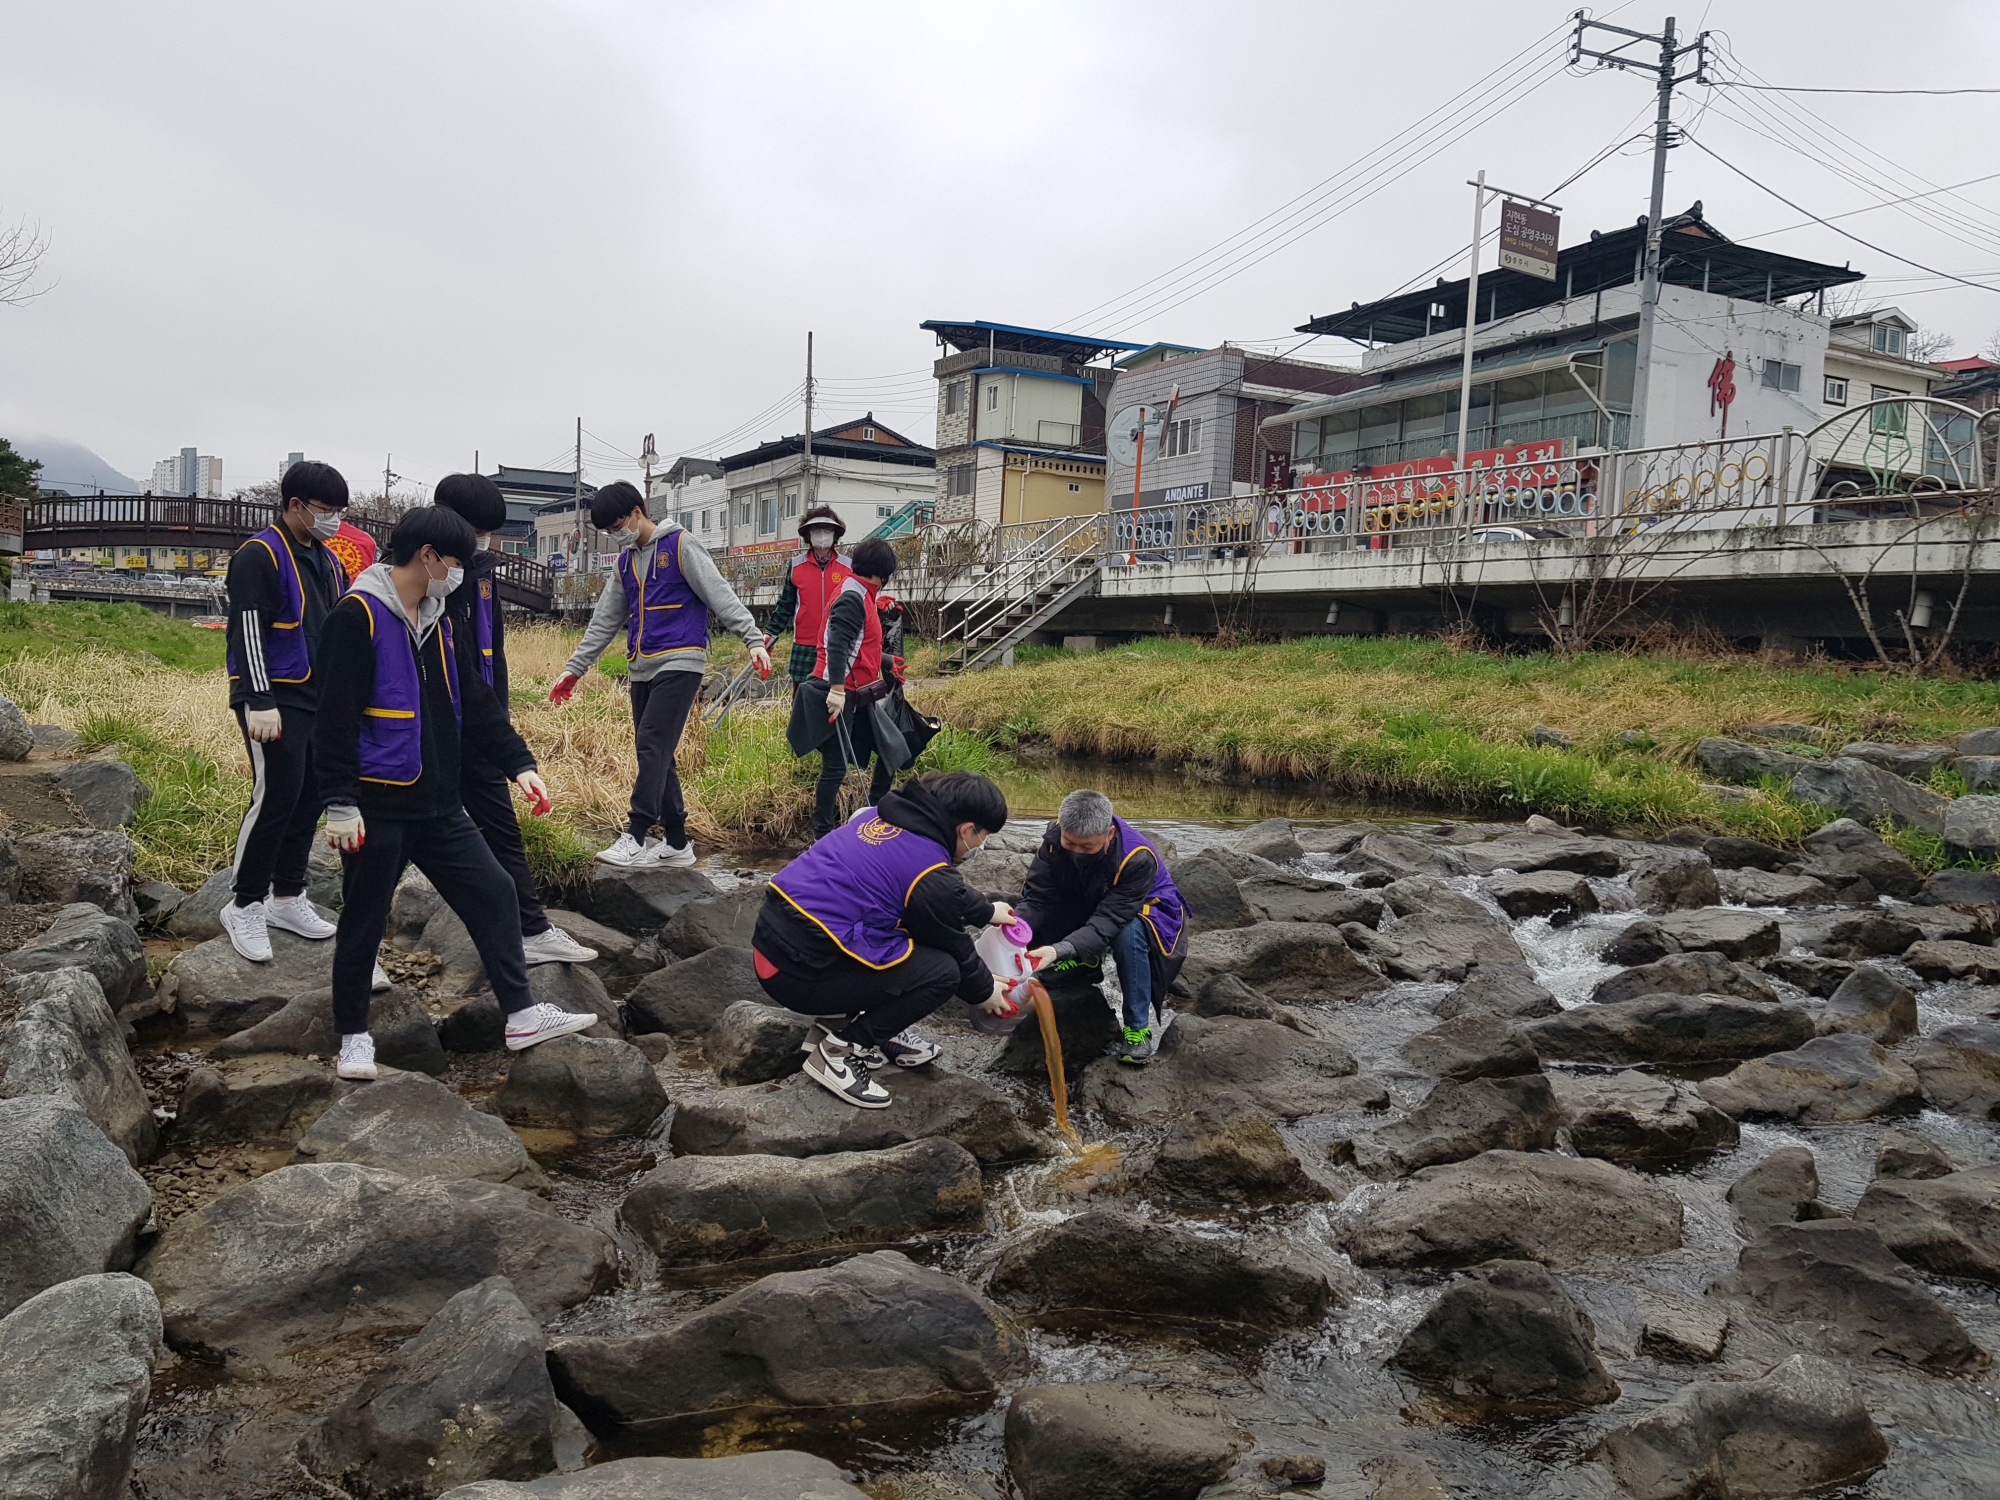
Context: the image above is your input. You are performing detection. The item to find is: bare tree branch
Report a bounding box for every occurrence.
[0,218,53,306]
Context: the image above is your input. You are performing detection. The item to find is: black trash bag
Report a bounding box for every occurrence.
[785,679,838,757]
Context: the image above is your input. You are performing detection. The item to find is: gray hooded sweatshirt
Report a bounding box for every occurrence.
[563,522,762,682]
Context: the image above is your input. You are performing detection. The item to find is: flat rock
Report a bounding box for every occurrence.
[139,1162,617,1369]
[1876,1127,1955,1181]
[1917,868,2000,907]
[294,1071,548,1191]
[1340,910,1525,983]
[438,964,623,1054]
[1654,907,1780,960]
[1817,964,1916,1043]
[1379,874,1493,920]
[492,1036,666,1138]
[1907,1021,2000,1118]
[1390,1258,1618,1417]
[1761,953,1853,996]
[1236,872,1384,927]
[656,882,765,958]
[1944,793,2000,861]
[1526,994,1814,1066]
[625,946,765,1035]
[1550,1070,1738,1165]
[1143,1090,1328,1206]
[1589,950,1776,1006]
[1794,817,1922,901]
[13,829,138,922]
[1346,1073,1559,1178]
[1700,1034,1922,1124]
[1078,1013,1380,1125]
[1397,1012,1540,1081]
[1715,1220,1987,1373]
[1904,939,2000,986]
[704,1000,812,1086]
[620,1138,983,1266]
[1172,851,1254,933]
[167,928,335,1038]
[1235,817,1305,864]
[1004,1382,1244,1500]
[1340,1150,1683,1270]
[1457,834,1623,878]
[1837,740,1956,779]
[1852,1164,2000,1283]
[1800,908,1924,960]
[539,910,647,976]
[1433,964,1560,1020]
[212,983,447,1075]
[1702,835,1792,871]
[988,1208,1337,1330]
[1961,727,2000,756]
[172,1053,341,1145]
[670,1065,1045,1163]
[0,1273,162,1500]
[310,1275,555,1495]
[0,903,147,1008]
[1483,869,1599,923]
[572,863,716,936]
[547,1251,1027,1440]
[0,1096,152,1318]
[1175,921,1387,1003]
[1593,1354,1886,1500]
[1727,1147,1821,1231]
[432,1452,868,1500]
[1178,972,1308,1030]
[1637,1288,1727,1362]
[1335,832,1470,886]
[1792,756,1949,833]
[0,966,156,1163]
[46,760,149,830]
[1695,736,1809,784]
[1716,867,1836,906]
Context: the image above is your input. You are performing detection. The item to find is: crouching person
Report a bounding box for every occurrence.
[314,506,596,1081]
[753,771,1018,1107]
[1019,789,1185,1064]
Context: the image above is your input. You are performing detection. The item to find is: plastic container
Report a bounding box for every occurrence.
[971,918,1037,1035]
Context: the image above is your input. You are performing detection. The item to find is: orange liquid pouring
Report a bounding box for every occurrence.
[1026,979,1084,1157]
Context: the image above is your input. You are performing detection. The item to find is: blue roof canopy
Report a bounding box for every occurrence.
[921,319,1143,363]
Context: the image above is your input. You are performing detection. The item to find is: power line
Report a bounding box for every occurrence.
[1711,80,2000,96]
[1734,170,2000,245]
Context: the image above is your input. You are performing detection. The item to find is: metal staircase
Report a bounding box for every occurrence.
[937,513,1106,674]
[861,496,933,541]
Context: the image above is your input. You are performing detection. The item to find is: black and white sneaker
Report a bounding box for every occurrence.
[800,1025,892,1109]
[853,1030,943,1070]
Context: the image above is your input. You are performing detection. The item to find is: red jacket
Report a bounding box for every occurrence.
[781,552,852,648]
[816,575,884,692]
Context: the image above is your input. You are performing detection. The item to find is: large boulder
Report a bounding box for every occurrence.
[1078,1014,1381,1126]
[1852,1165,2000,1283]
[1003,1383,1244,1500]
[0,1097,151,1317]
[310,1276,556,1496]
[1903,939,2000,986]
[1339,910,1525,984]
[1143,1090,1329,1208]
[622,1139,983,1267]
[1483,869,1599,923]
[1962,726,2000,755]
[1525,994,1814,1066]
[1343,1074,1559,1178]
[171,1053,341,1145]
[1624,847,1722,912]
[491,1036,667,1138]
[1816,964,1916,1044]
[1339,1150,1683,1270]
[1236,872,1384,928]
[166,867,242,943]
[988,1208,1337,1330]
[0,967,155,1163]
[0,904,146,1008]
[1699,1034,1922,1124]
[437,964,621,1054]
[956,846,1029,901]
[431,1453,867,1499]
[1715,1220,1987,1373]
[0,1273,162,1500]
[1433,964,1560,1021]
[1876,1127,1955,1181]
[1389,1259,1618,1418]
[13,829,138,922]
[656,882,765,958]
[991,976,1123,1074]
[293,1072,548,1192]
[1175,921,1386,1003]
[1836,740,1956,780]
[1799,908,1924,961]
[211,984,447,1075]
[1702,834,1791,871]
[1727,1147,1822,1231]
[1549,1070,1737,1165]
[138,1163,617,1369]
[1589,951,1775,1007]
[1398,1012,1539,1081]
[1791,756,1949,833]
[1944,793,2000,861]
[547,1251,1027,1440]
[167,928,335,1038]
[1716,867,1837,907]
[1695,736,1809,784]
[1907,1022,2000,1118]
[1793,818,1921,901]
[0,693,33,761]
[1654,907,1780,960]
[670,1066,1044,1164]
[1762,953,1854,996]
[1172,851,1254,933]
[572,864,716,936]
[538,910,647,977]
[1916,868,2000,906]
[390,868,442,945]
[1457,832,1623,878]
[1171,971,1305,1030]
[704,1000,811,1086]
[1592,1355,1886,1500]
[1235,817,1304,863]
[46,760,149,830]
[625,946,765,1036]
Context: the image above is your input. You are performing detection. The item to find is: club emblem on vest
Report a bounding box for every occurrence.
[479,579,492,600]
[857,817,901,846]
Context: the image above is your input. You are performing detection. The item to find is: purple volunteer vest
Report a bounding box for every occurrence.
[354,594,460,786]
[226,525,312,686]
[618,530,708,661]
[768,808,952,968]
[1113,815,1184,956]
[473,574,496,685]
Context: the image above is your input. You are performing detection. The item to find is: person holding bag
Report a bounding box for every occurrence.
[790,536,901,840]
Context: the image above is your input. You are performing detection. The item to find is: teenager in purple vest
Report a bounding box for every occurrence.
[1019,789,1185,1064]
[550,481,771,869]
[753,771,1020,1107]
[314,507,587,1081]
[220,459,350,965]
[434,474,596,967]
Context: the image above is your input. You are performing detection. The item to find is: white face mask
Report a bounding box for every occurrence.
[475,533,492,552]
[425,558,462,599]
[308,507,342,540]
[806,528,835,550]
[618,522,645,546]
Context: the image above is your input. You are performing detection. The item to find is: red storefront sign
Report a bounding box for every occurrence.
[728,538,805,557]
[1294,439,1595,534]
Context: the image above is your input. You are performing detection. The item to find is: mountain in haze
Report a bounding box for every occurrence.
[7,437,143,495]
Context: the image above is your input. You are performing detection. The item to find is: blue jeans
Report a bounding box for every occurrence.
[1109,917,1155,1032]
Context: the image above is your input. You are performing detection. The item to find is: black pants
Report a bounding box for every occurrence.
[232,704,321,907]
[813,706,894,837]
[758,944,959,1047]
[461,753,551,938]
[629,671,703,845]
[332,809,533,1035]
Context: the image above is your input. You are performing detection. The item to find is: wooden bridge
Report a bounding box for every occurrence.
[19,495,556,611]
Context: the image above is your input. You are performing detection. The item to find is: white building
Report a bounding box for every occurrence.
[1817,307,1955,488]
[151,447,223,497]
[713,416,934,555]
[647,456,730,549]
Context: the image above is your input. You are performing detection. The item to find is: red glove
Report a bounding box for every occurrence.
[548,673,579,705]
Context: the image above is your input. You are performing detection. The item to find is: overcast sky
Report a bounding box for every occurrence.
[5,0,1998,497]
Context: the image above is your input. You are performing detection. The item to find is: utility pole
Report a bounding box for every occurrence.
[1571,12,1708,450]
[1453,173,1560,470]
[802,331,816,515]
[572,416,583,574]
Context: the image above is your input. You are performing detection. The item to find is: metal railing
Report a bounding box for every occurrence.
[940,511,1107,662]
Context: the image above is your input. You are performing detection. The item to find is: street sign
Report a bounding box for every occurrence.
[1499,201,1560,281]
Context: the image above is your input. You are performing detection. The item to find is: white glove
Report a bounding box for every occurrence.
[826,685,847,720]
[515,769,548,802]
[244,707,283,742]
[976,977,1017,1016]
[750,645,773,676]
[987,900,1017,927]
[326,807,366,853]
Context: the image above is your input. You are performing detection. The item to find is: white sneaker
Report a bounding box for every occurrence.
[219,899,272,963]
[336,1033,377,1081]
[372,962,392,993]
[504,1003,599,1051]
[635,838,697,870]
[266,892,336,940]
[596,833,650,867]
[521,927,600,965]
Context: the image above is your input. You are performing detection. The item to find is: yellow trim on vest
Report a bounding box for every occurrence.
[250,533,312,681]
[767,878,913,971]
[362,708,414,718]
[904,862,948,905]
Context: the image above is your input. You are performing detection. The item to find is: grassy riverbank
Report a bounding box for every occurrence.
[917,636,2000,852]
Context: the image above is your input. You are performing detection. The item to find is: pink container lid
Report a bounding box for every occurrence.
[1000,918,1034,945]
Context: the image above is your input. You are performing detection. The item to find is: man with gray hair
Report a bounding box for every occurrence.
[1018,789,1185,1063]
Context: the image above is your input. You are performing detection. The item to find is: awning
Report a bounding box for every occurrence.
[1259,342,1604,432]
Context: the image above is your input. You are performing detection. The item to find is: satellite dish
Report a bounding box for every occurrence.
[1108,403,1167,468]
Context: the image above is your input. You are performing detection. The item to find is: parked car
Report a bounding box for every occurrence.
[1470,525,1567,543]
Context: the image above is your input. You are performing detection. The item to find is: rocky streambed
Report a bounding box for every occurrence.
[3,776,1999,1499]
